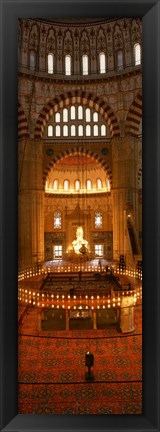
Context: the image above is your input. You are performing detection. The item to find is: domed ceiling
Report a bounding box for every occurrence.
[55,154,99,169]
[45,154,111,194]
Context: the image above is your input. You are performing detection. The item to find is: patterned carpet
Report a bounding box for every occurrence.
[18,302,142,414]
[19,382,142,414]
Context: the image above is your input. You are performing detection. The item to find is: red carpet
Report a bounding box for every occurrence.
[19,382,142,414]
[18,303,142,414]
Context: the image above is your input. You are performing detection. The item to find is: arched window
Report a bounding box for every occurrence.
[64,179,69,190]
[55,113,60,122]
[63,125,68,137]
[75,180,80,191]
[86,108,91,122]
[48,125,53,137]
[93,112,98,122]
[106,178,111,191]
[101,124,106,136]
[86,125,91,136]
[53,179,59,190]
[63,108,68,122]
[48,53,54,74]
[45,180,49,189]
[86,179,92,190]
[71,125,76,136]
[55,125,61,137]
[82,55,89,75]
[99,52,106,73]
[117,50,123,70]
[78,106,83,120]
[65,55,71,75]
[71,106,76,120]
[134,43,141,65]
[30,50,36,70]
[54,211,61,229]
[97,178,102,189]
[95,211,103,228]
[78,125,83,136]
[93,125,98,136]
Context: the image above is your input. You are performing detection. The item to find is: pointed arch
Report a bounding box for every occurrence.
[34,91,120,139]
[43,147,113,191]
[18,102,29,139]
[125,92,142,137]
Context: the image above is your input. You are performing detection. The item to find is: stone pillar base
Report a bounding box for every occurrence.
[120,296,135,333]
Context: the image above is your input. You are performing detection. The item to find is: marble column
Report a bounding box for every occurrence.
[18,138,44,269]
[112,136,139,265]
[93,310,97,329]
[120,296,135,333]
[66,309,69,330]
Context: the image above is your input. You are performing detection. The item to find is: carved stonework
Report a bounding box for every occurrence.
[47,28,56,53]
[64,30,73,55]
[114,24,123,49]
[97,28,107,53]
[80,30,90,55]
[131,19,141,44]
[29,24,39,51]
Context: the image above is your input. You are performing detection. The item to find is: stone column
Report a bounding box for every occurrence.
[120,296,135,333]
[66,309,69,330]
[18,138,44,269]
[112,136,139,265]
[93,310,97,329]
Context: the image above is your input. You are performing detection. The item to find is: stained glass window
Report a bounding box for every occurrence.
[54,211,61,229]
[95,212,103,228]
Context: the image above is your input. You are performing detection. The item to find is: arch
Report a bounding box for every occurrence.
[53,179,59,190]
[63,179,70,190]
[116,49,123,70]
[82,54,89,75]
[75,179,81,191]
[86,179,92,190]
[137,161,142,187]
[134,43,141,66]
[34,91,120,139]
[65,55,71,75]
[43,147,113,191]
[48,124,53,137]
[96,178,102,189]
[18,102,29,139]
[99,52,106,74]
[125,92,142,137]
[47,53,54,74]
[138,167,142,186]
[29,50,36,70]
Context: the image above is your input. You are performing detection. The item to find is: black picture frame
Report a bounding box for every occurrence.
[0,0,160,431]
